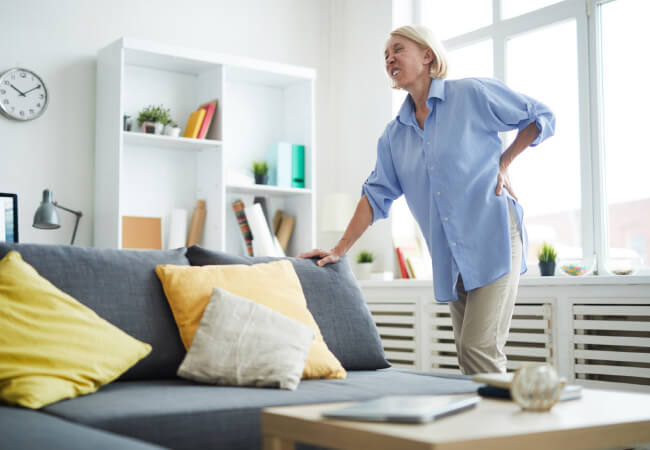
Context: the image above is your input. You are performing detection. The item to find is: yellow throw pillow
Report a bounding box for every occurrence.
[155,260,346,380]
[0,251,152,409]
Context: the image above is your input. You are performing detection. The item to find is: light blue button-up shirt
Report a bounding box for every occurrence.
[362,77,555,302]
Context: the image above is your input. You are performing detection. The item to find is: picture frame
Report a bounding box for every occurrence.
[0,192,19,243]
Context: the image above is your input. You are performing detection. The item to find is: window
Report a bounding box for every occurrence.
[421,0,492,41]
[447,40,493,80]
[505,20,581,265]
[600,0,650,272]
[501,0,564,19]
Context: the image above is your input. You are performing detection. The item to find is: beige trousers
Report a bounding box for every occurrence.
[448,202,522,375]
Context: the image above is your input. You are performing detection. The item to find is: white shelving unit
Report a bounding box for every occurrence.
[95,38,316,256]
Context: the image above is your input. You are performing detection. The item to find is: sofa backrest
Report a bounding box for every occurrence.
[0,243,188,380]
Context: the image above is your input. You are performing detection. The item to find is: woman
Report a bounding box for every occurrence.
[299,25,555,375]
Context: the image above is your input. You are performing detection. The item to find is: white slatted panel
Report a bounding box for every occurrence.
[573,304,650,388]
[430,302,458,372]
[430,302,552,373]
[367,301,417,369]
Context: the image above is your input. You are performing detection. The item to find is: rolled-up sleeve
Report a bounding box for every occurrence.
[361,130,403,224]
[475,78,555,147]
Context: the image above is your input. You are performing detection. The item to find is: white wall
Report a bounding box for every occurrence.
[326,0,394,272]
[0,0,331,247]
[0,0,396,272]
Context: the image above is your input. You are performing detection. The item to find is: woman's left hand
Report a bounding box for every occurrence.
[496,161,518,201]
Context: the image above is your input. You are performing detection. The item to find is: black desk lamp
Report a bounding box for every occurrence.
[33,189,83,245]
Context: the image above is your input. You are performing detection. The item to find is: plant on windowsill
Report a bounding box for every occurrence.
[537,242,557,276]
[137,104,171,135]
[356,250,374,280]
[252,161,269,185]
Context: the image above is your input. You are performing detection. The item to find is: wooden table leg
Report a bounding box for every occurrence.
[263,435,295,450]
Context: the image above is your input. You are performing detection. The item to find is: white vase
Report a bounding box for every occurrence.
[164,125,181,137]
[355,262,373,280]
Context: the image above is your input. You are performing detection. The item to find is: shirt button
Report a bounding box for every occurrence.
[437,192,441,196]
[444,217,448,221]
[452,242,457,246]
[426,141,431,145]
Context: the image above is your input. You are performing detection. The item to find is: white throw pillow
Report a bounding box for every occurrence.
[177,287,314,390]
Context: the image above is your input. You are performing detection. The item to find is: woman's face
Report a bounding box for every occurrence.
[385,35,432,90]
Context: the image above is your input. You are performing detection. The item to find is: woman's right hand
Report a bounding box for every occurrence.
[297,248,344,267]
[298,195,372,267]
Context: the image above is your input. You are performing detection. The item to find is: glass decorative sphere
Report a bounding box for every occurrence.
[511,365,564,411]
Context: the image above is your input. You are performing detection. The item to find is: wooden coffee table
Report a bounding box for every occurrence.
[262,389,650,450]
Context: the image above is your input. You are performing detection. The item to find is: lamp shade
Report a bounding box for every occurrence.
[33,189,61,229]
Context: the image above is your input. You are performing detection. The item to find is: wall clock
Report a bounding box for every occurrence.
[0,67,48,121]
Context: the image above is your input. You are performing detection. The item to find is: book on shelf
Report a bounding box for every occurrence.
[272,210,284,235]
[399,246,431,280]
[245,203,283,257]
[122,216,161,250]
[186,200,206,246]
[197,101,216,139]
[275,213,295,252]
[395,247,409,279]
[253,196,271,230]
[198,99,219,140]
[394,232,432,280]
[183,108,206,139]
[406,257,416,279]
[232,199,254,256]
[266,142,306,188]
[167,208,188,249]
[271,209,295,252]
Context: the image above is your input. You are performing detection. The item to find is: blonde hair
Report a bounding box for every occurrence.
[388,25,448,81]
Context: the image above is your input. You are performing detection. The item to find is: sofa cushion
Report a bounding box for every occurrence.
[186,245,389,371]
[43,369,479,450]
[155,260,346,380]
[0,406,164,450]
[177,287,314,390]
[0,242,188,380]
[0,251,152,408]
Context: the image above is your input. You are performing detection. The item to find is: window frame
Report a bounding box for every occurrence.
[405,0,626,275]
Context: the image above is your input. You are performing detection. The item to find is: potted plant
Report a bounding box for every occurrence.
[356,250,374,280]
[253,161,269,185]
[137,104,171,135]
[164,119,181,138]
[537,242,557,276]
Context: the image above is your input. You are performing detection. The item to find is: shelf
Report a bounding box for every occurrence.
[226,184,312,196]
[123,131,222,151]
[96,37,315,254]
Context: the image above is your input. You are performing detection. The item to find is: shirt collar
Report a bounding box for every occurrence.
[428,77,446,103]
[396,78,446,127]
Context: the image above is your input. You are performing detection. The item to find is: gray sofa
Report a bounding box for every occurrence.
[0,242,479,450]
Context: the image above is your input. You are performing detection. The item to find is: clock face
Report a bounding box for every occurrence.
[0,68,48,121]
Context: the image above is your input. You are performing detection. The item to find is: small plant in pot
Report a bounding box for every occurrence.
[537,242,557,276]
[356,250,374,280]
[137,104,171,135]
[252,161,269,185]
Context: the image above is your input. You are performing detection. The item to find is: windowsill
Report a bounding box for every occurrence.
[358,274,650,288]
[519,274,650,286]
